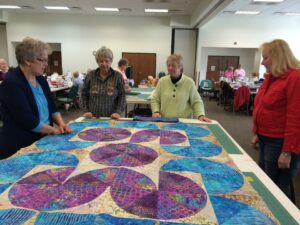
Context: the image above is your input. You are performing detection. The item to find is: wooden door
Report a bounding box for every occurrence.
[122,53,156,86]
[46,51,62,75]
[206,56,220,81]
[206,56,239,81]
[226,56,239,71]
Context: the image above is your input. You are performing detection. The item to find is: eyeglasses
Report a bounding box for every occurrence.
[36,58,48,64]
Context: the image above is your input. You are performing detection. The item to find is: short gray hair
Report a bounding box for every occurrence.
[95,46,113,63]
[15,37,52,65]
[166,54,183,69]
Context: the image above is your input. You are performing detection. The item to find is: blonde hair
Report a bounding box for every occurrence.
[95,46,113,63]
[261,39,300,76]
[15,37,52,65]
[166,54,183,69]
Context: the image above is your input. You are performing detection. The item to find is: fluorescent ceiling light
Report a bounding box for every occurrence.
[145,9,168,13]
[44,6,70,10]
[235,11,260,15]
[253,0,284,2]
[285,12,300,16]
[0,5,21,9]
[95,8,119,12]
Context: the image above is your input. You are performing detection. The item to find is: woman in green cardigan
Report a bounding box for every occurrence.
[151,54,211,122]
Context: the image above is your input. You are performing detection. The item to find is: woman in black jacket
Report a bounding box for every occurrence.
[0,37,71,159]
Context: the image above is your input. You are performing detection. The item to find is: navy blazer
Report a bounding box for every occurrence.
[0,67,57,159]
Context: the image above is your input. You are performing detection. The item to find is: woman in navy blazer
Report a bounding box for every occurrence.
[0,37,72,159]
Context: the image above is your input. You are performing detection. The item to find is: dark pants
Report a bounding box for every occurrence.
[258,134,300,201]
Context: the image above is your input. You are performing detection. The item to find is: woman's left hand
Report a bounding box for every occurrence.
[278,152,291,169]
[198,115,212,122]
[58,124,73,134]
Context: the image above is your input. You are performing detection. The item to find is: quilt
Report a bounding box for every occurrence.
[0,120,278,225]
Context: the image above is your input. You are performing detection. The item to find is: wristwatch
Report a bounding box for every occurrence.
[281,152,291,157]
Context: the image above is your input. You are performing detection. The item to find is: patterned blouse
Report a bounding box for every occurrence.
[81,68,126,117]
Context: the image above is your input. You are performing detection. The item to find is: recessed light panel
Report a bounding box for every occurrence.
[235,11,260,15]
[145,9,168,13]
[95,8,119,12]
[0,5,21,9]
[44,6,70,10]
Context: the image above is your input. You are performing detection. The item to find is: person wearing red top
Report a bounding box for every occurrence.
[252,39,300,202]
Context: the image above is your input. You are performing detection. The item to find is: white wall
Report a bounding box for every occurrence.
[49,43,61,52]
[200,47,256,80]
[6,12,172,75]
[174,29,197,79]
[253,49,263,78]
[0,24,8,61]
[197,16,300,81]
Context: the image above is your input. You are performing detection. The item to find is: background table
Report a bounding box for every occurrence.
[50,86,70,93]
[125,87,155,116]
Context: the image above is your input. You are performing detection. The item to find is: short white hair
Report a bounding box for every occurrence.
[95,46,113,62]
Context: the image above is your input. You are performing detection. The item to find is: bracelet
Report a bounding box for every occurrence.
[281,152,291,157]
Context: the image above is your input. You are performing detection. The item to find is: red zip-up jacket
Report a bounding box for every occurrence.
[253,69,300,154]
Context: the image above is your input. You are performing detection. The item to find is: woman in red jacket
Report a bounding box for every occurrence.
[252,39,300,202]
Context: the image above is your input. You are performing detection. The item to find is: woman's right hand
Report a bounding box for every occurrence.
[251,135,259,150]
[82,112,94,118]
[50,128,61,135]
[40,124,61,135]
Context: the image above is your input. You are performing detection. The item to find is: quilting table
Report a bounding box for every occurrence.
[126,87,154,104]
[125,88,155,116]
[0,118,299,225]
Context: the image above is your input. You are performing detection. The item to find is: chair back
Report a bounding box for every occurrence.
[68,85,79,100]
[221,81,234,97]
[233,86,250,110]
[200,80,213,90]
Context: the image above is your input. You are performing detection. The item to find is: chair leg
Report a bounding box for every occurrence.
[64,103,70,111]
[74,101,78,109]
[247,104,250,116]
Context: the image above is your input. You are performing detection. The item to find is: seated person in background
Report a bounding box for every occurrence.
[224,66,234,80]
[8,66,15,73]
[0,58,9,81]
[147,75,158,87]
[114,58,131,92]
[151,54,211,122]
[158,71,166,79]
[234,64,246,81]
[72,71,84,95]
[258,73,269,83]
[62,71,73,87]
[251,72,259,82]
[0,37,72,159]
[81,46,126,120]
